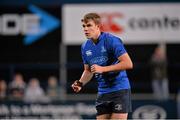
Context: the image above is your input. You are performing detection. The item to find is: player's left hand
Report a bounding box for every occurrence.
[91,64,104,74]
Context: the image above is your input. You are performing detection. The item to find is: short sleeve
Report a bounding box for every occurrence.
[81,44,88,64]
[108,36,127,58]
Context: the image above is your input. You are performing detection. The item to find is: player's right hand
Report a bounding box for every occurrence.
[71,80,83,93]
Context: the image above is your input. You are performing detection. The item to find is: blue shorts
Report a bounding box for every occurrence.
[95,89,132,115]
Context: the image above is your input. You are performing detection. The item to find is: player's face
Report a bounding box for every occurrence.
[82,20,100,40]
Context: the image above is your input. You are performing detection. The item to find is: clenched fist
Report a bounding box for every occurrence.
[71,80,83,93]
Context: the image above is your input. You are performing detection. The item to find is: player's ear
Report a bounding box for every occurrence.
[96,24,101,29]
[98,23,103,28]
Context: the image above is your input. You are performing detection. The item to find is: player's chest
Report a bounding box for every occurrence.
[84,44,109,65]
[85,44,108,58]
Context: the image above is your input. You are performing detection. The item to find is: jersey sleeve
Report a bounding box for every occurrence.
[108,35,127,58]
[81,44,88,64]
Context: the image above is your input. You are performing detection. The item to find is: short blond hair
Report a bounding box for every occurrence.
[81,12,101,25]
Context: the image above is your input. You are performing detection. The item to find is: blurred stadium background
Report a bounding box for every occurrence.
[0,0,180,119]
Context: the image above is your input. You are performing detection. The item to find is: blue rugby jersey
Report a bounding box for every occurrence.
[81,32,130,94]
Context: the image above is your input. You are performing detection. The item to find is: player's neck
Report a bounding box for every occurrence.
[91,31,101,44]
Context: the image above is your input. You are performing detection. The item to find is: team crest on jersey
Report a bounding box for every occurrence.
[101,46,106,52]
[86,50,92,56]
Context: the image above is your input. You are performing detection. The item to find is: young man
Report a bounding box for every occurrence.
[71,13,133,119]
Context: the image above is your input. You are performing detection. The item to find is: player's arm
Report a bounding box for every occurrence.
[91,53,133,73]
[104,53,133,72]
[72,64,93,92]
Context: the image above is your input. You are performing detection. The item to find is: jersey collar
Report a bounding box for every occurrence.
[89,32,104,45]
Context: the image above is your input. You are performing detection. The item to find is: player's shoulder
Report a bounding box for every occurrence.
[103,32,123,43]
[81,39,90,49]
[104,32,118,38]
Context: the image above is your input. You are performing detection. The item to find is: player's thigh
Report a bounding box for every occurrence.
[95,93,113,116]
[111,113,128,120]
[112,89,132,114]
[96,114,111,120]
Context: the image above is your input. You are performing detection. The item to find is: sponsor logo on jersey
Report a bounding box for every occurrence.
[86,50,92,56]
[90,56,108,65]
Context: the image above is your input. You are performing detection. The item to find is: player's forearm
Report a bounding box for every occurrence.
[79,70,93,86]
[103,61,133,73]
